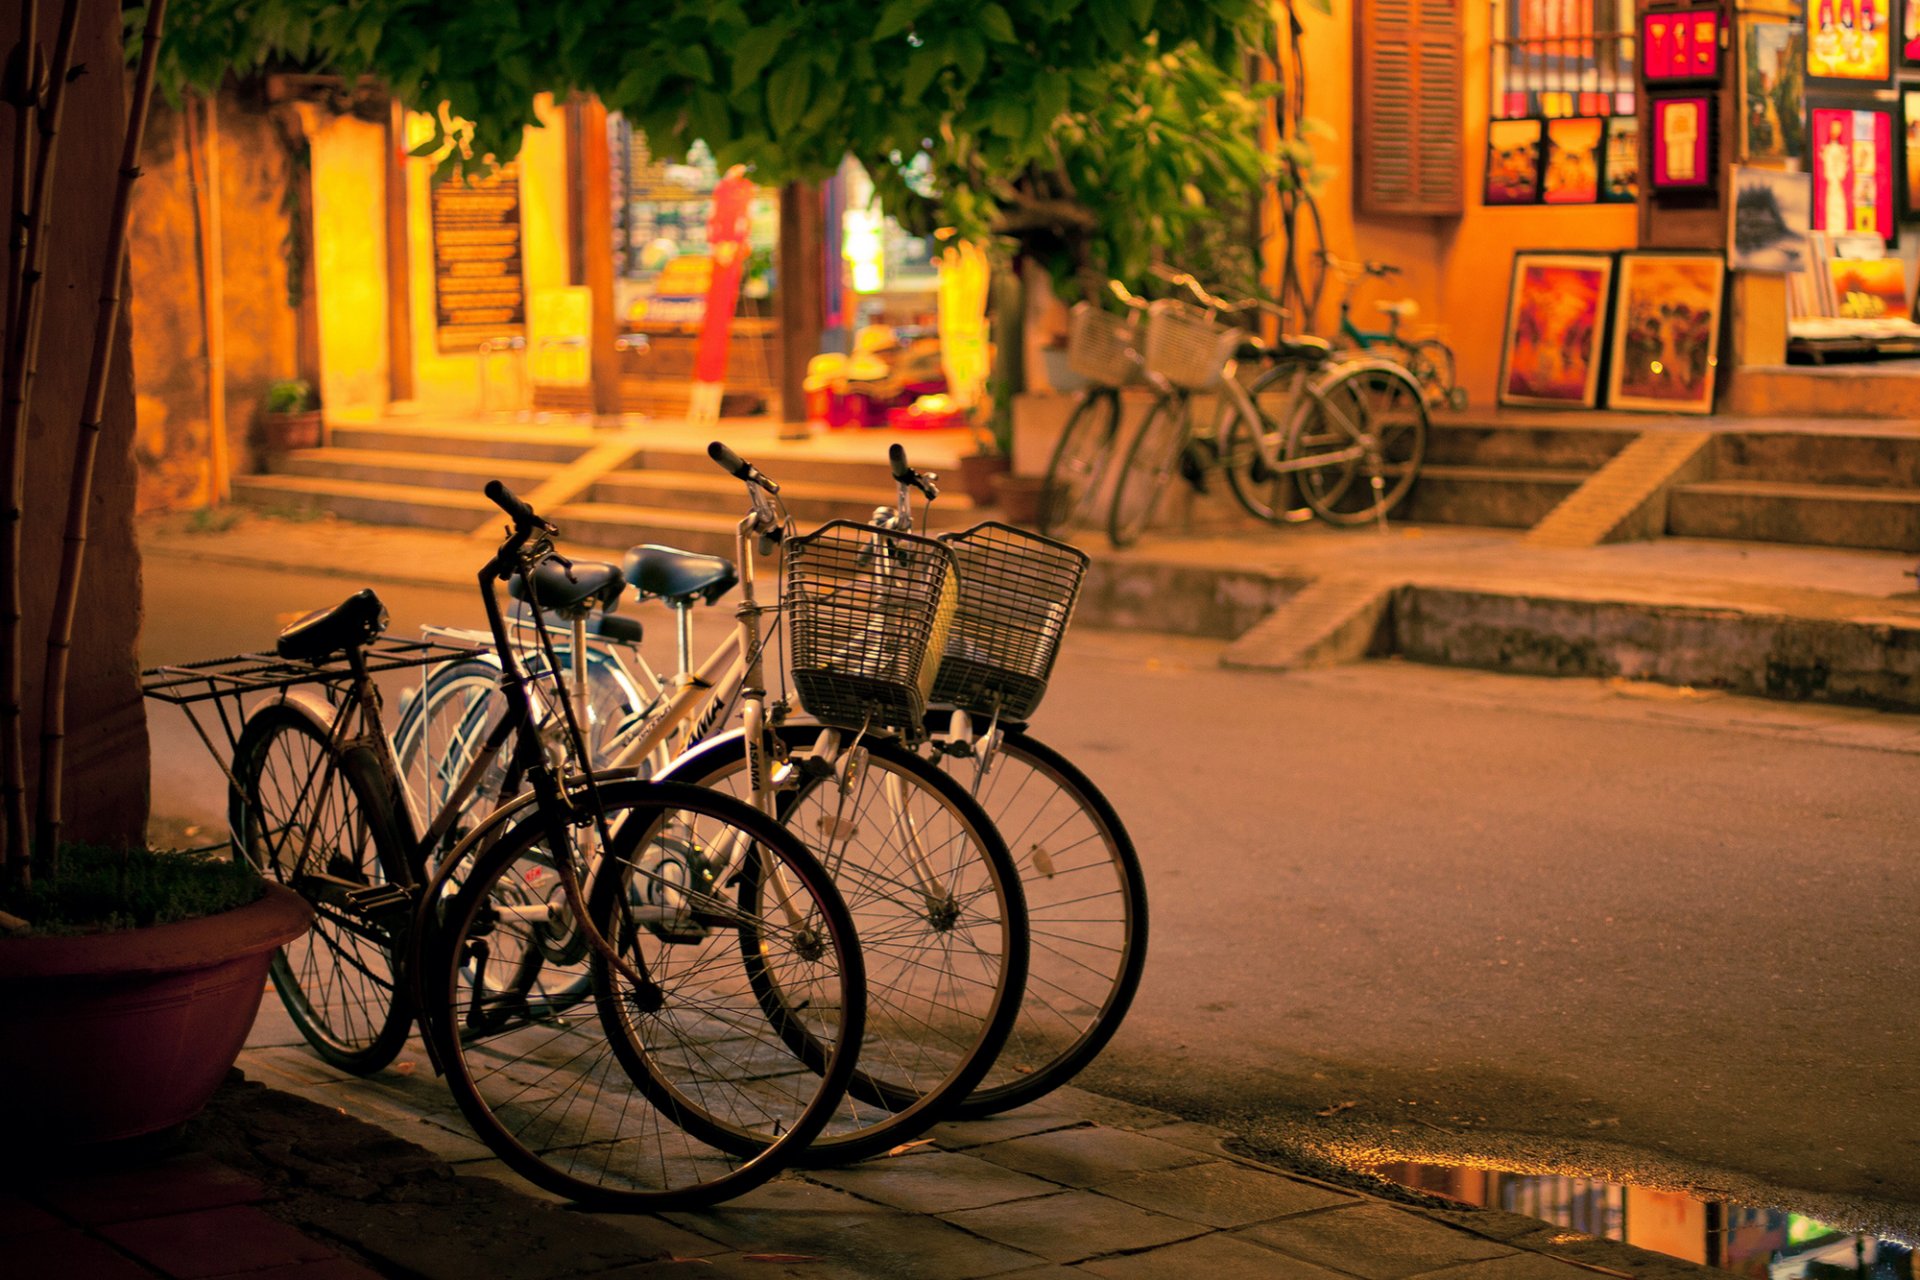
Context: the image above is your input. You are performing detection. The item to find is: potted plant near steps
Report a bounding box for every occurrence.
[259,377,323,456]
[0,0,310,1149]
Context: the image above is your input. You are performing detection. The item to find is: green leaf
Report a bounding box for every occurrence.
[675,44,714,83]
[874,0,921,40]
[1128,0,1154,24]
[978,3,1017,43]
[731,26,784,92]
[990,99,1028,139]
[900,51,940,103]
[952,31,986,85]
[766,60,813,131]
[1088,3,1134,52]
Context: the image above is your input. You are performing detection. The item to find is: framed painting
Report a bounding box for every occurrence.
[1807,0,1894,85]
[1729,167,1813,273]
[1652,96,1714,189]
[1605,253,1727,415]
[1601,115,1641,202]
[1643,7,1724,83]
[1486,118,1544,205]
[1738,18,1808,163]
[1543,119,1604,204]
[1498,252,1616,409]
[1904,88,1920,218]
[1828,255,1912,317]
[1907,0,1920,63]
[1811,103,1895,241]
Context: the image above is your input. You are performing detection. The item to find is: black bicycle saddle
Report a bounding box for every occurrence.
[622,545,738,606]
[508,560,625,617]
[277,589,389,662]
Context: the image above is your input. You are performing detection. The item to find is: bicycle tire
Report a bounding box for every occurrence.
[929,727,1149,1118]
[1106,396,1188,550]
[1405,339,1458,411]
[1222,361,1313,525]
[229,703,414,1075]
[1042,390,1122,539]
[427,779,866,1210]
[661,724,1029,1165]
[1289,364,1428,526]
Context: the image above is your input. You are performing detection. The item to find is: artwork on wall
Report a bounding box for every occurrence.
[1652,96,1714,189]
[1811,103,1895,240]
[1904,89,1920,218]
[1739,19,1809,162]
[1606,253,1727,415]
[1729,167,1814,273]
[1498,252,1617,409]
[1828,255,1913,317]
[1906,0,1920,63]
[1602,116,1641,201]
[1643,7,1724,82]
[1543,119,1604,204]
[1486,119,1544,204]
[1808,0,1893,85]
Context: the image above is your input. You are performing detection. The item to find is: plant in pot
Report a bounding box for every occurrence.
[0,0,311,1150]
[259,376,323,457]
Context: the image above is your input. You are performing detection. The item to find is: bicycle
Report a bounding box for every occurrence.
[1103,270,1430,544]
[1321,252,1464,412]
[143,482,867,1209]
[1038,287,1150,539]
[392,450,1032,1164]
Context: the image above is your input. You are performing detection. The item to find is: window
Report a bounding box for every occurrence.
[1356,0,1468,215]
[1492,0,1637,121]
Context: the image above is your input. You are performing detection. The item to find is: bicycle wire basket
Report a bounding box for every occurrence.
[782,520,961,739]
[1065,302,1137,386]
[1143,299,1242,391]
[929,522,1091,723]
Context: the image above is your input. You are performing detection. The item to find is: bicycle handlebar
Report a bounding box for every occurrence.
[1316,250,1400,279]
[485,479,551,531]
[707,440,780,494]
[889,443,938,501]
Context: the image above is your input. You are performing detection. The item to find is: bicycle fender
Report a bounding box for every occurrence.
[243,686,338,735]
[1312,355,1422,396]
[651,726,751,783]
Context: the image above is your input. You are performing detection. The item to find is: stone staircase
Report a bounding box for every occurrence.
[1666,427,1920,552]
[1401,416,1635,528]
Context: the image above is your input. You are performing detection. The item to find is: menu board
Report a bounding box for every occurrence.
[431,163,526,352]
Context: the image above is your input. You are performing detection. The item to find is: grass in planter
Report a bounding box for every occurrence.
[1,844,264,936]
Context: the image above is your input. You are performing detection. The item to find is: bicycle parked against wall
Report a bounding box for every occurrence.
[143,483,867,1210]
[1321,252,1465,412]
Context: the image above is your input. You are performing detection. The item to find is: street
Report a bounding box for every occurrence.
[141,553,1920,1241]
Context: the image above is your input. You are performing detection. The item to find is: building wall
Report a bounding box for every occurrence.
[1290,2,1638,407]
[306,105,391,416]
[129,92,299,512]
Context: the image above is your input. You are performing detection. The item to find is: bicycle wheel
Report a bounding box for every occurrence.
[1290,364,1428,526]
[662,724,1029,1164]
[229,703,413,1075]
[1404,339,1458,412]
[428,779,865,1210]
[1042,390,1121,538]
[1106,396,1188,550]
[930,727,1149,1117]
[1222,361,1312,525]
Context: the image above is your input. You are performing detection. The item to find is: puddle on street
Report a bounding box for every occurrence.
[1365,1160,1914,1278]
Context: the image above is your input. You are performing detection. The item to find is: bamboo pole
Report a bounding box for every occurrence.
[194,92,229,502]
[33,0,167,869]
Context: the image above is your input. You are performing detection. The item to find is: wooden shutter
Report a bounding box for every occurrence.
[1355,0,1465,216]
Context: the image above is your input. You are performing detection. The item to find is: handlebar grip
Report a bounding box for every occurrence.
[708,440,780,493]
[485,479,541,528]
[889,442,938,499]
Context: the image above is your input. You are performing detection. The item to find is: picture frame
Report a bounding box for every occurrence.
[1642,7,1724,83]
[1652,96,1714,189]
[1498,251,1617,410]
[1903,88,1920,219]
[1729,166,1813,273]
[1737,17,1808,163]
[1605,252,1727,415]
[1827,254,1912,317]
[1811,102,1895,241]
[1905,0,1920,64]
[1543,118,1605,204]
[1601,115,1641,202]
[1807,0,1894,86]
[1485,118,1544,205]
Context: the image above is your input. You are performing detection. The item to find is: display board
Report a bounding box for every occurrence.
[430,162,527,352]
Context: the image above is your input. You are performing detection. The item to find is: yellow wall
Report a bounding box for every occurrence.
[407,94,573,413]
[1288,2,1639,407]
[304,104,390,415]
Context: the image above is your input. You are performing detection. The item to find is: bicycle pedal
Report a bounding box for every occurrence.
[296,873,414,927]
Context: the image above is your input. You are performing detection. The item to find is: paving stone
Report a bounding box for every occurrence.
[932,1108,1085,1150]
[231,1259,388,1280]
[1096,1160,1358,1230]
[809,1149,1058,1214]
[103,1203,337,1278]
[1131,1120,1234,1158]
[0,1189,65,1237]
[942,1189,1207,1264]
[1078,1231,1352,1280]
[983,1266,1088,1279]
[1418,1208,1572,1246]
[8,1225,162,1279]
[662,1177,883,1248]
[668,1215,1041,1279]
[38,1153,264,1226]
[1239,1203,1516,1279]
[1418,1251,1620,1280]
[974,1126,1211,1189]
[1046,1087,1182,1131]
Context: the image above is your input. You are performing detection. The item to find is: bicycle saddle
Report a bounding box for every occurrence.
[277,588,388,662]
[622,545,738,606]
[1375,299,1419,320]
[1269,334,1335,365]
[508,560,625,617]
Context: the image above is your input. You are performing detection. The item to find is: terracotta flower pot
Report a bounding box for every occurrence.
[261,409,324,453]
[0,883,312,1146]
[992,473,1065,529]
[957,452,1012,506]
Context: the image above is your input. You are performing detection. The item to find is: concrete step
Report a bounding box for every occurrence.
[232,475,495,532]
[590,469,984,525]
[1424,420,1635,471]
[621,444,903,490]
[1401,465,1589,529]
[1707,430,1920,487]
[326,422,596,465]
[1668,480,1920,552]
[548,501,745,559]
[1724,364,1920,420]
[268,448,554,494]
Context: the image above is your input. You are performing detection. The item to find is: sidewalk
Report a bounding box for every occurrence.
[3,1058,1718,1280]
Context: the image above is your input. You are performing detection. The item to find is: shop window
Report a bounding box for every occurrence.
[1356,0,1468,216]
[1491,0,1637,121]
